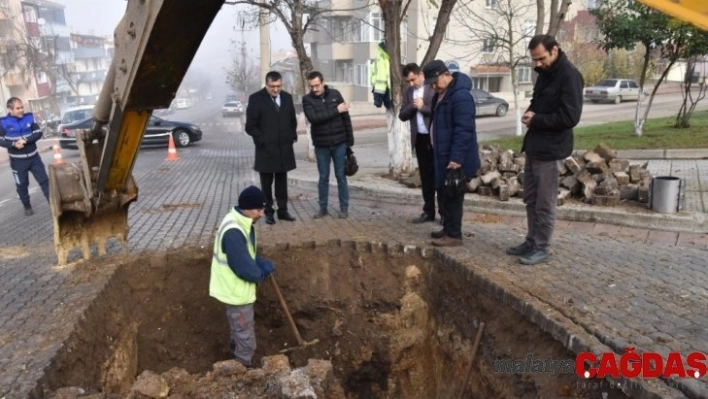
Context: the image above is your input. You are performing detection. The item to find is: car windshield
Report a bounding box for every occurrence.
[225,102,240,107]
[595,80,618,87]
[61,109,93,124]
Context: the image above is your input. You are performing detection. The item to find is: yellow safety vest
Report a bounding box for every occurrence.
[209,208,257,306]
[370,45,391,94]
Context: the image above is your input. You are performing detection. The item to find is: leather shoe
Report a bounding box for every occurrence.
[430,229,446,239]
[411,213,434,224]
[278,211,296,221]
[265,214,276,225]
[431,236,463,247]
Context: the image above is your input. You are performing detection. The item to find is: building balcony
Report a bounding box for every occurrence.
[332,42,354,59]
[3,71,27,86]
[72,47,107,59]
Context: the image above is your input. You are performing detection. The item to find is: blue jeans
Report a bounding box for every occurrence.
[315,143,349,211]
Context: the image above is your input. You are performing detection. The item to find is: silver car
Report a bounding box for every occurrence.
[584,79,642,104]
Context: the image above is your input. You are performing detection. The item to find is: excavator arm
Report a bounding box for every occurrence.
[636,0,708,31]
[49,0,226,264]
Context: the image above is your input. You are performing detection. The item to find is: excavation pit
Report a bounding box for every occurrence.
[41,241,628,398]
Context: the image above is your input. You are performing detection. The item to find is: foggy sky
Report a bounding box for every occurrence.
[57,0,292,78]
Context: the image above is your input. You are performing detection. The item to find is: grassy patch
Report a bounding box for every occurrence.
[481,110,708,151]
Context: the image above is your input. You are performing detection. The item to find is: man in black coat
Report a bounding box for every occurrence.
[302,71,354,219]
[506,35,583,265]
[245,71,298,225]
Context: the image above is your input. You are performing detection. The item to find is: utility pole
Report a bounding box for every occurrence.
[259,3,270,84]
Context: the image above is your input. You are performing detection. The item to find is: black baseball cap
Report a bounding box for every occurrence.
[423,60,449,84]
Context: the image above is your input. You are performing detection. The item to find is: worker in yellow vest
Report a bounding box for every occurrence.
[209,185,275,368]
[370,41,392,109]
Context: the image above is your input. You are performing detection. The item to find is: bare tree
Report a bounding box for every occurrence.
[225,31,261,96]
[675,56,708,128]
[535,0,572,36]
[456,0,535,136]
[0,5,78,118]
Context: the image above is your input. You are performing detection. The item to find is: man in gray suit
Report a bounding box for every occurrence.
[399,63,439,224]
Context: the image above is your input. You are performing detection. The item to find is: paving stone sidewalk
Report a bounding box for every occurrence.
[0,122,706,398]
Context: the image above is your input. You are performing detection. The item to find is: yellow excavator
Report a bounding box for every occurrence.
[46,0,706,264]
[48,0,226,264]
[637,0,707,31]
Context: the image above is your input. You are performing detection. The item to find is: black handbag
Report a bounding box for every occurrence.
[444,168,468,197]
[345,147,359,177]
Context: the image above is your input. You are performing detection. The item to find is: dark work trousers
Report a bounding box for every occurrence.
[259,172,288,214]
[522,158,559,251]
[10,155,49,206]
[441,187,465,239]
[415,134,437,219]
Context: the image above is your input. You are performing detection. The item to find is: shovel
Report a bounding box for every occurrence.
[269,275,320,353]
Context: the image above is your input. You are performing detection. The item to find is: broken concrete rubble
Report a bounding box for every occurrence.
[468,143,652,206]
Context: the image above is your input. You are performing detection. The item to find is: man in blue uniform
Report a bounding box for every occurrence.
[0,97,50,216]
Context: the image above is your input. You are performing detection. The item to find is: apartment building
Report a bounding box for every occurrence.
[306,0,590,101]
[68,33,111,105]
[304,0,389,102]
[0,0,38,111]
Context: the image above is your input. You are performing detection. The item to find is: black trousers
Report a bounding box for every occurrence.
[440,188,465,239]
[415,134,438,218]
[259,172,288,214]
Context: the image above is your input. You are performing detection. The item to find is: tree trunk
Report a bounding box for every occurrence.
[547,0,572,37]
[420,0,458,65]
[642,58,675,125]
[291,28,316,161]
[535,0,545,35]
[633,43,652,137]
[380,0,414,175]
[547,0,559,36]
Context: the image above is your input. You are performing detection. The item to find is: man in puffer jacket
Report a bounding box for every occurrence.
[302,71,354,219]
[0,97,50,216]
[423,60,481,247]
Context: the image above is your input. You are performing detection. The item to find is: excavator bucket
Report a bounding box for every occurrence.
[49,0,225,264]
[49,160,138,265]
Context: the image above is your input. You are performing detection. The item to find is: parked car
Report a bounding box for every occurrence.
[222,101,244,117]
[59,115,202,149]
[584,79,642,104]
[174,98,191,109]
[470,89,509,117]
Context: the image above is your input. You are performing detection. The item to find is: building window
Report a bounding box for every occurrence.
[22,5,37,23]
[482,38,494,53]
[485,0,497,9]
[335,60,353,83]
[370,12,382,42]
[36,71,47,83]
[354,63,369,87]
[516,67,532,83]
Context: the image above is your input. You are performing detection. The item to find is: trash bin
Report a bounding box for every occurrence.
[649,176,683,214]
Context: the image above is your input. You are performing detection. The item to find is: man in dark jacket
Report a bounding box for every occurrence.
[302,71,354,219]
[423,60,480,247]
[507,35,583,265]
[246,71,298,225]
[0,97,50,216]
[399,62,439,225]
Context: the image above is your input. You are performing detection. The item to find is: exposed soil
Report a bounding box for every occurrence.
[41,242,629,398]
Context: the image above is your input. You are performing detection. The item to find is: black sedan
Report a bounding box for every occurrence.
[471,88,509,117]
[59,115,202,149]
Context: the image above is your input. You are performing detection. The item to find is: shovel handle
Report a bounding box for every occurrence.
[269,274,305,346]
